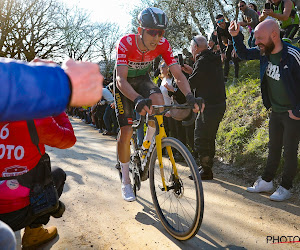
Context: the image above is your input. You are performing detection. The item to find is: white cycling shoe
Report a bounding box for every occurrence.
[121,184,136,202]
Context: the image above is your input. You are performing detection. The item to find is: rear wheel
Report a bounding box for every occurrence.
[149,137,204,241]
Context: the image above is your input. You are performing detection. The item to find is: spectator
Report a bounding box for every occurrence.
[182,35,226,180]
[229,19,300,201]
[102,87,118,136]
[159,62,173,136]
[259,0,299,40]
[238,1,260,47]
[0,112,76,248]
[1,58,103,122]
[215,14,241,85]
[95,98,108,133]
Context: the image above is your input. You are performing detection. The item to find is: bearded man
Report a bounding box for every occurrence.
[229,19,300,202]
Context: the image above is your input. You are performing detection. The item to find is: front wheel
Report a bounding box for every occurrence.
[149,137,204,241]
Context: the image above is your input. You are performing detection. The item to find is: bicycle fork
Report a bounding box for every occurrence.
[155,115,179,192]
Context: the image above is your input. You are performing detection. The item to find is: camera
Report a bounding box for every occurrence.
[178,54,184,67]
[265,3,271,9]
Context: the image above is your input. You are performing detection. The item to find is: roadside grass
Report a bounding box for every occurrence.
[216,59,300,191]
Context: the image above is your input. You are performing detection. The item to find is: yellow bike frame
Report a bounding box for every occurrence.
[154,114,179,191]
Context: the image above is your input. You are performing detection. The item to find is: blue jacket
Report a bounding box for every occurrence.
[233,34,300,118]
[0,58,71,122]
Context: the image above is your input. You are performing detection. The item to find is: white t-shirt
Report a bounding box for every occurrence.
[159,77,173,105]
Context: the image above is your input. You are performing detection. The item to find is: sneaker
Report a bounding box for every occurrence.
[247,177,273,193]
[270,186,291,201]
[189,167,213,180]
[121,184,136,202]
[103,130,113,136]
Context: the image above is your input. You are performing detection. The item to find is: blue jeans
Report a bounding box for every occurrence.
[262,111,300,189]
[103,105,118,133]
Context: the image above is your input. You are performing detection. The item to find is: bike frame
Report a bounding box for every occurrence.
[154,114,179,192]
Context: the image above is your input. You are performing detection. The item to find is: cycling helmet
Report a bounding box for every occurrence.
[138,7,168,30]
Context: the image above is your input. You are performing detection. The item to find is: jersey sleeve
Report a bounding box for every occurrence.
[116,35,131,67]
[159,38,178,67]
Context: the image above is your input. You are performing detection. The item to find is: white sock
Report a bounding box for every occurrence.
[142,125,155,150]
[121,162,130,185]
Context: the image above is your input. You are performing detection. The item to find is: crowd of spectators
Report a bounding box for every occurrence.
[67,79,119,137]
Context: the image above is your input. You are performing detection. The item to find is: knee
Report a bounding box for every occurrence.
[52,167,66,183]
[118,126,133,142]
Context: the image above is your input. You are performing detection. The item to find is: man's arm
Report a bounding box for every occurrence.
[0,58,103,122]
[169,64,201,112]
[116,65,140,102]
[187,61,206,90]
[228,21,260,60]
[264,0,293,21]
[169,64,191,96]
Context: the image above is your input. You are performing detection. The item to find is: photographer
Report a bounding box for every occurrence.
[259,0,299,39]
[182,35,226,180]
[0,112,76,249]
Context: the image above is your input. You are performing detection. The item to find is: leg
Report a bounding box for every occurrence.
[281,113,300,189]
[262,112,284,182]
[103,106,112,133]
[117,125,133,166]
[194,103,226,180]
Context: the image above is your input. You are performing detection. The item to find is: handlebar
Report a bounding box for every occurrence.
[132,98,204,129]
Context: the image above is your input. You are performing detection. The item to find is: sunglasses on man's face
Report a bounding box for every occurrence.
[239,4,245,8]
[217,19,225,24]
[144,28,165,37]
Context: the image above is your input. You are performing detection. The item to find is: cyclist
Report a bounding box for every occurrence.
[115,7,201,202]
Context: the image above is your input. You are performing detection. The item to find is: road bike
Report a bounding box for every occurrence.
[116,103,204,241]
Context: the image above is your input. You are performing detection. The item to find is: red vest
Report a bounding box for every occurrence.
[0,121,45,178]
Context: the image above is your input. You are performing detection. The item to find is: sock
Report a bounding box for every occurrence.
[121,162,130,185]
[142,125,155,150]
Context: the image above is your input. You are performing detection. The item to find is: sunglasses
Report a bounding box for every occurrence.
[239,4,245,8]
[217,19,225,24]
[144,28,165,37]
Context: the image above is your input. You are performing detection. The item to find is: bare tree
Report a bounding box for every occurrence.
[94,22,121,78]
[58,6,100,62]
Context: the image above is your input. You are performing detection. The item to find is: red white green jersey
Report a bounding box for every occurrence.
[116,34,178,78]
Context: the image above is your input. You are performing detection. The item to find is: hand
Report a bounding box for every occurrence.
[228,21,240,37]
[221,53,226,62]
[232,48,237,58]
[288,110,300,120]
[62,59,103,107]
[110,102,115,109]
[134,96,152,116]
[263,9,274,17]
[164,84,174,92]
[181,64,193,74]
[185,92,200,113]
[165,111,171,117]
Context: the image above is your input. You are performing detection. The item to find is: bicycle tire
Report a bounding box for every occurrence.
[149,137,204,241]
